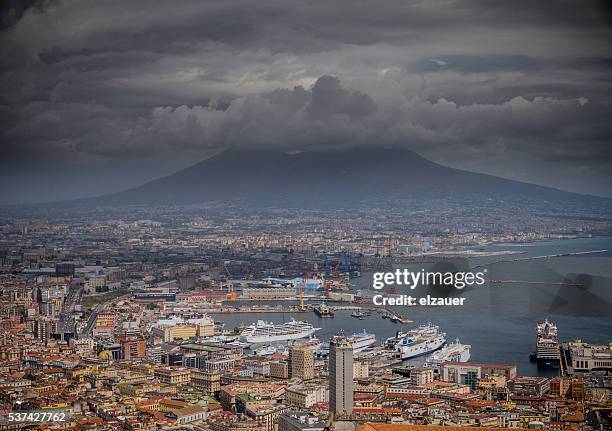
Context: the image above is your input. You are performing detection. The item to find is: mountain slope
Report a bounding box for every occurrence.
[89,147,611,208]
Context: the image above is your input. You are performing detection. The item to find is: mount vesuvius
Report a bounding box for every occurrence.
[86,147,611,210]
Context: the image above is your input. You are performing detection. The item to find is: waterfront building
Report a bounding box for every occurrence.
[568,339,612,371]
[150,315,215,342]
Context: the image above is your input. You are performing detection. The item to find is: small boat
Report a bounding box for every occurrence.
[314,303,334,317]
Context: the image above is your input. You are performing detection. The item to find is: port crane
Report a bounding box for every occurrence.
[222,260,233,293]
[299,273,307,311]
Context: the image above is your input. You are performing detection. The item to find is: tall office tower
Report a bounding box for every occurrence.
[329,336,354,416]
[289,345,315,380]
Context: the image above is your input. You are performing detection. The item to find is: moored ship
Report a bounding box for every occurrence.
[317,330,377,356]
[347,330,377,352]
[241,319,320,344]
[391,323,446,360]
[385,330,409,349]
[425,338,471,370]
[534,319,560,368]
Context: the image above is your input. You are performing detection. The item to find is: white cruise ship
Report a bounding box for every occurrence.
[394,323,446,360]
[348,330,377,352]
[535,319,560,368]
[425,338,471,370]
[241,319,320,344]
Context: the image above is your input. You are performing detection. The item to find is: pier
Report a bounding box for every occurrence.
[488,280,586,286]
[559,342,574,376]
[207,306,306,314]
[472,249,608,270]
[379,307,413,324]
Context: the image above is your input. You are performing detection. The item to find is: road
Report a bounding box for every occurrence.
[59,282,83,334]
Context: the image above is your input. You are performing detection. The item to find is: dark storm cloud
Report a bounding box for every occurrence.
[1,0,612,203]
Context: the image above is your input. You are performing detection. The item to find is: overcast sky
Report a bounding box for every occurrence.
[1,0,612,204]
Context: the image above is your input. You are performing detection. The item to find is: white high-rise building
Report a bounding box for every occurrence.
[329,336,353,416]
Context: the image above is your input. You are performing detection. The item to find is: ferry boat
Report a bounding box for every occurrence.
[393,323,446,360]
[241,319,320,344]
[385,331,409,349]
[348,330,377,352]
[385,323,440,349]
[425,338,471,370]
[315,331,377,356]
[534,319,560,368]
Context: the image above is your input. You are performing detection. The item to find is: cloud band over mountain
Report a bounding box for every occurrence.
[1,0,612,203]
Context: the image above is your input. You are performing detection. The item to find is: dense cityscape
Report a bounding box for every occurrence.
[0,205,610,431]
[2,1,612,429]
